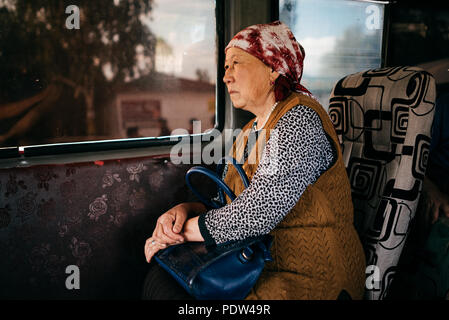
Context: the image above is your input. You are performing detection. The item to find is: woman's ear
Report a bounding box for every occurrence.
[270,70,280,83]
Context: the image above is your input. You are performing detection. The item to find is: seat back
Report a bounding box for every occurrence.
[328,66,436,299]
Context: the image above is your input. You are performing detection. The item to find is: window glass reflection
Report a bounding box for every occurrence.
[387,5,449,96]
[0,0,216,148]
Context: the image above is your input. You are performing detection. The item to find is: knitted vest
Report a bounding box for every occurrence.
[224,92,366,300]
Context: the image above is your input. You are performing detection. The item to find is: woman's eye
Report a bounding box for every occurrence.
[224,60,239,70]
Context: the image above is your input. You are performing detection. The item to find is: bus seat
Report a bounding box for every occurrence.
[328,66,436,299]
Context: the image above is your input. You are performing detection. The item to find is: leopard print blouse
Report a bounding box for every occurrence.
[198,104,335,245]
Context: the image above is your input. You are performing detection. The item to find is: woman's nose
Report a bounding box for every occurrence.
[223,69,233,84]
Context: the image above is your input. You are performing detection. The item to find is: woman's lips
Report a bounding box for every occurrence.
[229,91,238,94]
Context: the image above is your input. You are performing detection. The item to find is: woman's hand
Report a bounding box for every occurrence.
[144,237,168,263]
[154,203,189,244]
[144,202,206,263]
[144,203,188,263]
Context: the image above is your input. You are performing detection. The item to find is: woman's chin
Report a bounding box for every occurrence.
[231,100,245,109]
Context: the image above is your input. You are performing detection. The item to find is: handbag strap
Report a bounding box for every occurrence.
[185,156,249,209]
[216,156,250,205]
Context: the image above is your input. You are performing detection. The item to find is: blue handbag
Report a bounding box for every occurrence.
[155,156,273,300]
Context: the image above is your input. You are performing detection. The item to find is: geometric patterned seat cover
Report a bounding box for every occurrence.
[328,66,436,299]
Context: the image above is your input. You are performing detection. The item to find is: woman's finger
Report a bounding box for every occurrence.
[153,222,180,245]
[147,234,167,250]
[161,221,184,242]
[144,237,156,262]
[145,238,166,263]
[159,213,185,242]
[173,211,186,234]
[148,243,166,263]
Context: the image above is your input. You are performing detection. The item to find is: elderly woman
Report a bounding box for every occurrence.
[143,21,366,300]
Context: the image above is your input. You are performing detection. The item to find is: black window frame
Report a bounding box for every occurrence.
[0,1,226,160]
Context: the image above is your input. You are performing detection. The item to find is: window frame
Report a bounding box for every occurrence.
[0,0,226,160]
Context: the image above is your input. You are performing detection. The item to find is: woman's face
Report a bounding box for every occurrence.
[223,47,276,111]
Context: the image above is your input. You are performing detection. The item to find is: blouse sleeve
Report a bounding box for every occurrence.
[197,104,335,245]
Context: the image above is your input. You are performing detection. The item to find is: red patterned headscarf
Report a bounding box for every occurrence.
[225,21,312,102]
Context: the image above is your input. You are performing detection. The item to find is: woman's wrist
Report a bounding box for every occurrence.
[182,216,205,242]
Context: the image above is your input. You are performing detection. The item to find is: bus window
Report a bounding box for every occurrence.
[0,0,216,150]
[279,0,385,109]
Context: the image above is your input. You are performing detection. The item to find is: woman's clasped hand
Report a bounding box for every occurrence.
[144,202,205,263]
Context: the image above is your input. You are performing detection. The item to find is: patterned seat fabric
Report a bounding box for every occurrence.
[328,66,436,299]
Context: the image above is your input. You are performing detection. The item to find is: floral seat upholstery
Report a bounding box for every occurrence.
[0,156,214,299]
